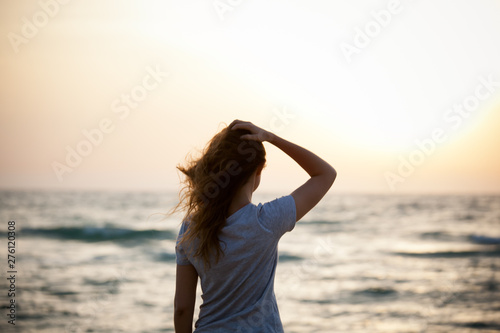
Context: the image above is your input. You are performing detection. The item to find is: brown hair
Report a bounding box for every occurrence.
[173,123,266,268]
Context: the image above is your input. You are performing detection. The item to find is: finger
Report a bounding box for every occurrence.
[231,122,250,131]
[240,134,261,141]
[228,120,242,129]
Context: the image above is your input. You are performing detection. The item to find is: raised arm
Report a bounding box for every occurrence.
[230,120,337,221]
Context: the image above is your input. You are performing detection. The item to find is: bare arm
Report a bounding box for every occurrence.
[268,133,336,221]
[230,120,337,221]
[174,264,198,333]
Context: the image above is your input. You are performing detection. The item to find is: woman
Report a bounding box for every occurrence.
[174,120,336,332]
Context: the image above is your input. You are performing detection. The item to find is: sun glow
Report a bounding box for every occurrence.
[1,1,499,193]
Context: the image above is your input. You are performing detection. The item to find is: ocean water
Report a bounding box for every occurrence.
[0,190,499,333]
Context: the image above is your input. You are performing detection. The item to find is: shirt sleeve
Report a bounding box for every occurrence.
[175,222,191,265]
[258,195,297,237]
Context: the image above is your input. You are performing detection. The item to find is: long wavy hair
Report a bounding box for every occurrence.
[173,123,266,268]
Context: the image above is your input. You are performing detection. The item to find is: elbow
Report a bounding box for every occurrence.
[314,165,336,188]
[174,307,193,333]
[174,297,194,320]
[327,166,337,186]
[174,301,188,318]
[174,307,184,318]
[174,307,188,327]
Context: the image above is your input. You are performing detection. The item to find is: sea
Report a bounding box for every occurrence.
[0,190,499,333]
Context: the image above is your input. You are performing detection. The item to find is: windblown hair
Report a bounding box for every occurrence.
[173,124,266,268]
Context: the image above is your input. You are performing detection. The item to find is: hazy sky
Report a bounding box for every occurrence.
[1,0,499,194]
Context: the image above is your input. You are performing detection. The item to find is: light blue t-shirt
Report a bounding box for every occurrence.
[176,195,296,332]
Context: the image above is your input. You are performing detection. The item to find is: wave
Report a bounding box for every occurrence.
[302,220,343,225]
[11,226,176,242]
[393,249,500,258]
[155,252,177,262]
[353,287,398,297]
[470,235,500,245]
[419,231,463,242]
[420,232,500,244]
[279,254,304,262]
[455,322,500,330]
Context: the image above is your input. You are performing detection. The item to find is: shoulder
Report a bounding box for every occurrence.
[256,195,296,235]
[257,195,296,216]
[176,219,193,242]
[178,219,190,233]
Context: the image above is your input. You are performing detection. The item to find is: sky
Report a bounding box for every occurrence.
[1,0,499,194]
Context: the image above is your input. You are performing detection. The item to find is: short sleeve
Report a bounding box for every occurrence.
[258,195,297,237]
[175,222,191,265]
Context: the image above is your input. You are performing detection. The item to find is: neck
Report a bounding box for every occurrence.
[227,176,255,217]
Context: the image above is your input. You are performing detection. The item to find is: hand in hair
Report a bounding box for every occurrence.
[229,120,274,142]
[230,119,336,221]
